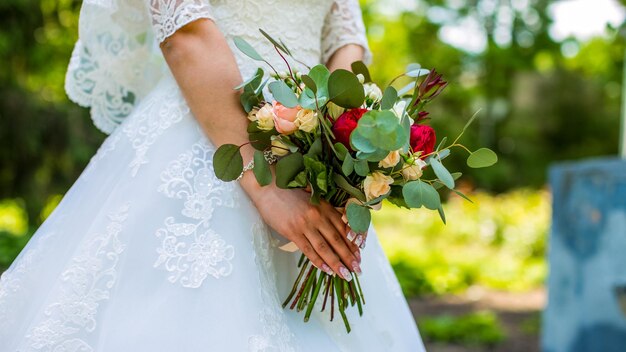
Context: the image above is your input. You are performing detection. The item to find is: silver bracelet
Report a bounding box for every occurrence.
[236,150,278,181]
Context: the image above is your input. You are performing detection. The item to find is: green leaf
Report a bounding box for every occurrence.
[268,81,299,108]
[451,172,462,180]
[462,110,481,134]
[467,148,498,168]
[333,174,366,201]
[402,180,441,210]
[259,29,290,55]
[342,156,354,176]
[233,37,264,61]
[240,90,261,113]
[287,171,307,188]
[356,149,389,162]
[381,86,398,110]
[252,150,272,186]
[328,69,365,109]
[305,138,323,158]
[406,63,430,78]
[354,110,406,151]
[452,189,474,203]
[334,143,349,161]
[354,159,369,176]
[247,123,274,150]
[429,157,455,189]
[346,203,371,234]
[437,205,447,224]
[234,68,264,90]
[308,65,330,99]
[351,61,371,83]
[301,75,317,94]
[213,144,243,181]
[316,171,328,192]
[350,130,377,153]
[436,136,448,152]
[275,153,305,188]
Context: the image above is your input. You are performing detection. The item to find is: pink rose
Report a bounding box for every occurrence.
[272,102,301,135]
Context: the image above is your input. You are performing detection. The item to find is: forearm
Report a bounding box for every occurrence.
[326,44,365,72]
[160,19,261,194]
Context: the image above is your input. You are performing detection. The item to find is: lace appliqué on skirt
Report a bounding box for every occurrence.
[248,220,298,352]
[154,138,238,288]
[24,204,131,351]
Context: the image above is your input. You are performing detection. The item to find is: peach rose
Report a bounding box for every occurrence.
[378,150,401,168]
[272,101,301,135]
[401,158,427,181]
[363,171,394,201]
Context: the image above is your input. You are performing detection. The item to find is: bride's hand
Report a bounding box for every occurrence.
[241,173,362,281]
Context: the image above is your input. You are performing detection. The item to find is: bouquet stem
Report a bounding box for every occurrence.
[284,254,364,333]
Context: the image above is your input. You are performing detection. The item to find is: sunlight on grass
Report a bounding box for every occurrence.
[374,189,550,296]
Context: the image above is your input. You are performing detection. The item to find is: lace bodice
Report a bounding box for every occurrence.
[66,0,371,134]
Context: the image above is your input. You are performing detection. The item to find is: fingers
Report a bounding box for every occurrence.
[294,236,333,276]
[304,228,357,281]
[317,219,361,278]
[325,204,361,255]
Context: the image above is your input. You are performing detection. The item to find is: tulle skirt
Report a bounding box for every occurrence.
[0,73,425,352]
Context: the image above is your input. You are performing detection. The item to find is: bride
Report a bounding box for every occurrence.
[0,0,426,350]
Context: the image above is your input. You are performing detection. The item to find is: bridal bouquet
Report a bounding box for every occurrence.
[213,30,497,332]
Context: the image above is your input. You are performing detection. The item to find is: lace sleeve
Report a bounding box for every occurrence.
[147,0,214,43]
[321,0,372,65]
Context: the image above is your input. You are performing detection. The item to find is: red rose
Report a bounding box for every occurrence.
[410,124,436,157]
[331,108,368,149]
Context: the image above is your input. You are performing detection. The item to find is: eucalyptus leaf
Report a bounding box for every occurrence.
[402,180,441,210]
[437,206,447,224]
[351,61,371,83]
[452,189,474,203]
[467,148,498,168]
[308,65,330,98]
[301,75,317,93]
[213,144,244,181]
[346,203,371,234]
[233,37,264,61]
[259,29,290,55]
[451,172,462,180]
[234,68,263,90]
[429,157,455,189]
[247,123,274,150]
[350,130,377,153]
[342,156,354,176]
[381,86,398,110]
[397,81,417,96]
[333,174,366,201]
[436,136,448,152]
[334,143,349,161]
[328,69,365,108]
[253,150,272,186]
[275,153,305,188]
[354,159,369,176]
[268,81,299,108]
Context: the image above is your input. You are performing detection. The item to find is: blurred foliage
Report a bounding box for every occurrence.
[418,311,506,346]
[373,189,549,295]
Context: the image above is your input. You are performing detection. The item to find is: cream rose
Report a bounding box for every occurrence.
[378,150,401,168]
[392,101,407,120]
[255,103,276,131]
[363,171,394,201]
[272,102,300,135]
[271,138,290,156]
[402,158,427,181]
[295,109,319,132]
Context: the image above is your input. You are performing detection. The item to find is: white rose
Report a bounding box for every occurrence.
[378,150,401,168]
[295,109,319,133]
[327,102,345,120]
[363,171,394,201]
[364,83,383,102]
[356,73,365,84]
[271,138,290,156]
[402,158,427,181]
[256,103,275,131]
[247,106,259,122]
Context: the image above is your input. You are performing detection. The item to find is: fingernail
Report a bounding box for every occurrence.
[347,230,356,241]
[351,261,362,275]
[321,263,334,276]
[339,265,353,282]
[354,250,361,263]
[354,235,363,247]
[360,239,366,249]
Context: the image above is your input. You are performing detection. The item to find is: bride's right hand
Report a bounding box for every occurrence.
[240,172,362,281]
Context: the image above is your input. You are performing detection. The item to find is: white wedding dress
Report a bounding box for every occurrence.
[0,1,425,351]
